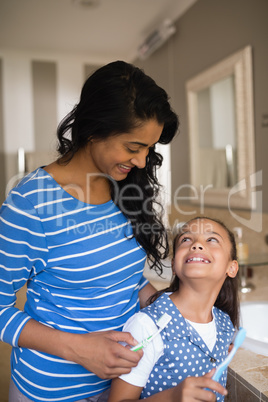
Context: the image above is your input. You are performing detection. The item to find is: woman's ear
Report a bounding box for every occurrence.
[227,260,239,278]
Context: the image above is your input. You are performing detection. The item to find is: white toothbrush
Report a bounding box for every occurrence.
[131,312,172,352]
[212,327,246,382]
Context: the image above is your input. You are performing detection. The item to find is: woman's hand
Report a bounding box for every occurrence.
[66,330,143,379]
[18,319,143,379]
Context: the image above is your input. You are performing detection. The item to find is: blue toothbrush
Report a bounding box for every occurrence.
[212,327,246,382]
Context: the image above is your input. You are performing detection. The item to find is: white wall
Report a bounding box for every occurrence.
[0,50,171,210]
[0,50,105,190]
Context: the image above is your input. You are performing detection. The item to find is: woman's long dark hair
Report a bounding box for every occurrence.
[149,217,240,328]
[56,61,179,274]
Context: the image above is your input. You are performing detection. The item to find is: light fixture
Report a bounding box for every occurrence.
[137,19,176,60]
[72,0,100,7]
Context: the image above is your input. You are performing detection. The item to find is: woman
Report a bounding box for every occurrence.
[0,61,179,401]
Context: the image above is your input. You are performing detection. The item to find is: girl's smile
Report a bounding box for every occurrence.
[173,218,238,283]
[185,255,211,264]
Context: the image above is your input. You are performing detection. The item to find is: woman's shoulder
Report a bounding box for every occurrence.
[5,167,61,212]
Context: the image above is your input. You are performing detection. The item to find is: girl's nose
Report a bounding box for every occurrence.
[130,150,148,169]
[191,243,203,250]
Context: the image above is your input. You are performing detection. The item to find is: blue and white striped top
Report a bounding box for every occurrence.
[0,168,148,401]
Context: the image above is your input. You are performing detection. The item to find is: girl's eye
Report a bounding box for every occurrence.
[180,236,191,243]
[207,237,218,243]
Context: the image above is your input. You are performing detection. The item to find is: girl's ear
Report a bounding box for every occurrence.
[227,260,239,278]
[171,258,175,275]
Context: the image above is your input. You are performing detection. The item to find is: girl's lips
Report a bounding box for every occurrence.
[185,255,211,264]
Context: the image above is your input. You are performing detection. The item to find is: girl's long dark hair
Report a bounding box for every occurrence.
[56,61,179,274]
[149,217,240,328]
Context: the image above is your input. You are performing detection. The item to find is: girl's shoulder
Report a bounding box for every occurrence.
[123,311,159,340]
[213,306,235,331]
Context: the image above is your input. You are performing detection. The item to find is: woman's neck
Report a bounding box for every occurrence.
[44,151,111,205]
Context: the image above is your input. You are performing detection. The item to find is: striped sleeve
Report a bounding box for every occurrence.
[139,274,149,290]
[0,191,48,346]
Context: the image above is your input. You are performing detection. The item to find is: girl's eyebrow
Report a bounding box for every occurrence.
[176,230,223,240]
[206,231,224,239]
[176,231,190,240]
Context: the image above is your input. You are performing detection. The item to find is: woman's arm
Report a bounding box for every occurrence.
[0,193,143,380]
[108,370,228,402]
[18,318,143,379]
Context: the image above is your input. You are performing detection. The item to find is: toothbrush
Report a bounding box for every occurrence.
[131,312,172,352]
[212,327,247,382]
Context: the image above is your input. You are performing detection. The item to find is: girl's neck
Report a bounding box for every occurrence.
[169,284,217,323]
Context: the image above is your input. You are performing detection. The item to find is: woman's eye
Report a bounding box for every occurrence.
[126,147,139,154]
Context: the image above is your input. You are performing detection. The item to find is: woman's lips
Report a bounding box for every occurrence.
[118,164,132,173]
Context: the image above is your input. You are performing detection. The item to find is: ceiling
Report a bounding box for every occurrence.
[0,0,197,63]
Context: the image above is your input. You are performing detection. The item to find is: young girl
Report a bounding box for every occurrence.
[108,217,239,402]
[0,61,179,402]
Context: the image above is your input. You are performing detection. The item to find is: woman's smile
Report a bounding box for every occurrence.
[118,164,133,174]
[87,119,163,181]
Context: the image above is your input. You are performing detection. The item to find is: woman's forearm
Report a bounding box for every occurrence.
[18,319,143,379]
[18,318,74,360]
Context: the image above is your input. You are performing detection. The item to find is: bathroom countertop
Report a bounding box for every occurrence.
[229,349,268,400]
[229,266,268,401]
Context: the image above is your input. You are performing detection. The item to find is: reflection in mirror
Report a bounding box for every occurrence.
[186,46,255,209]
[197,75,237,188]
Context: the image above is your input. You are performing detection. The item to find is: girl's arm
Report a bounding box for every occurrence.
[108,370,228,402]
[139,282,157,308]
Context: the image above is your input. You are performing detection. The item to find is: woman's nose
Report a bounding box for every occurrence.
[130,150,148,169]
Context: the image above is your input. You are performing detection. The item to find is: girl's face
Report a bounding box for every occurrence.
[172,219,238,284]
[86,119,163,181]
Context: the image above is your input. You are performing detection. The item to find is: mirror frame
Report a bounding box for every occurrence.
[186,46,256,209]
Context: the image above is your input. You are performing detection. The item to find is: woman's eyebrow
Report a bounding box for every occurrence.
[128,141,148,147]
[127,141,158,147]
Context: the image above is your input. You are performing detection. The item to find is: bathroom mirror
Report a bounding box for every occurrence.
[186,46,256,209]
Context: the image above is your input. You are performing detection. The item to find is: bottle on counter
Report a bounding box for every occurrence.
[233,227,249,262]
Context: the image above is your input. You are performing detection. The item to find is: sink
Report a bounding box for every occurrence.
[240,301,268,357]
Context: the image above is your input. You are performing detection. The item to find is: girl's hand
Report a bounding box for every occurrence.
[108,369,227,402]
[172,369,227,401]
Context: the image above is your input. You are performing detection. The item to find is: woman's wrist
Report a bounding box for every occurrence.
[18,318,76,361]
